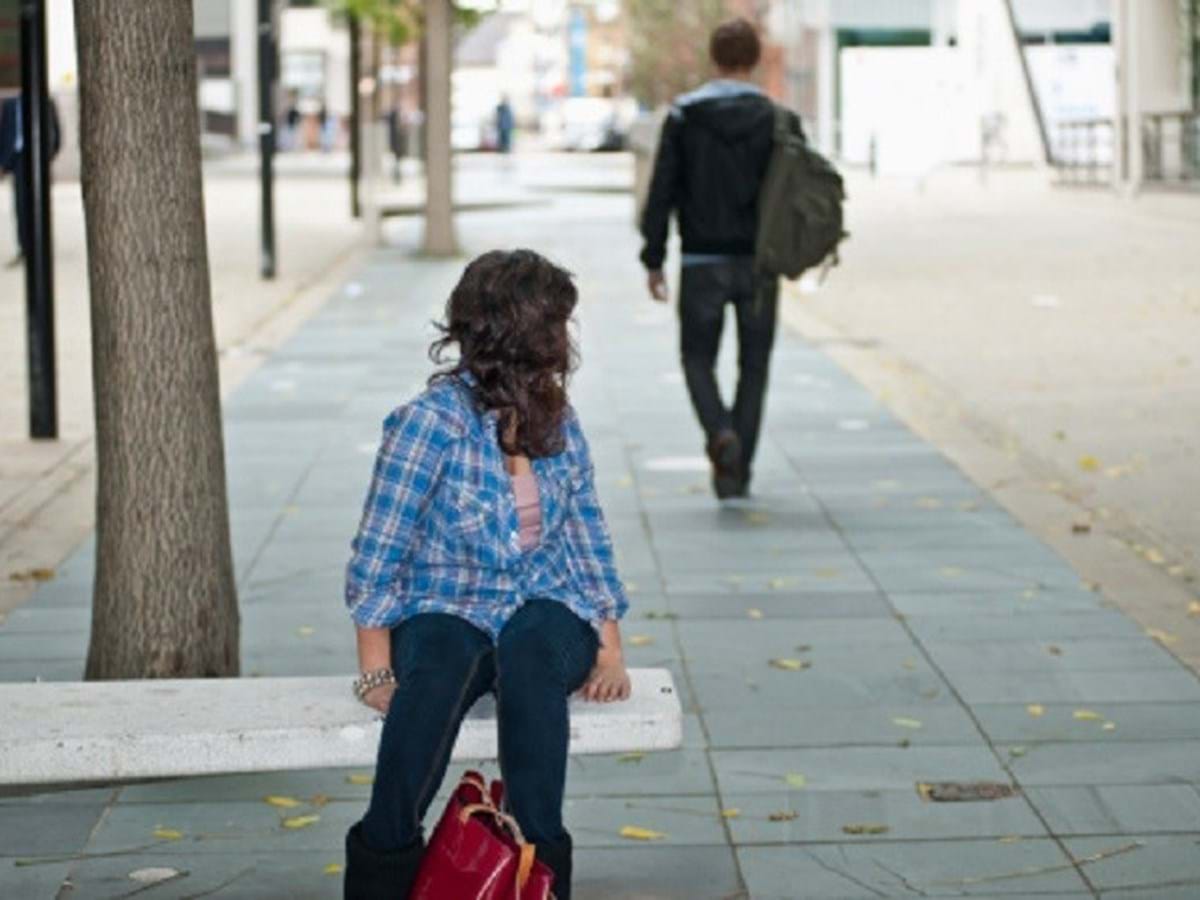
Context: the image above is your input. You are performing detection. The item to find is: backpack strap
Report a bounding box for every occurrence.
[773,104,791,144]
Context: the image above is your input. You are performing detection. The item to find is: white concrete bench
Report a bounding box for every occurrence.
[0,668,681,787]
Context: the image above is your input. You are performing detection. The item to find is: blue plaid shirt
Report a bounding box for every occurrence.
[345,376,630,637]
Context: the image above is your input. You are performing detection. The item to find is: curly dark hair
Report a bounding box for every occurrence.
[710,18,761,72]
[429,249,579,458]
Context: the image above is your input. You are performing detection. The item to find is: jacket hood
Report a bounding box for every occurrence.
[676,91,774,143]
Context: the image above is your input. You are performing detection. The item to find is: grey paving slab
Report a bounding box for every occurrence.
[974,702,1200,744]
[723,788,1046,844]
[116,770,375,806]
[57,850,343,900]
[703,703,985,749]
[566,748,715,797]
[0,631,89,662]
[1064,835,1200,896]
[890,589,1106,616]
[1025,785,1200,835]
[711,746,1010,794]
[907,611,1146,642]
[565,795,727,847]
[924,637,1184,673]
[674,619,914,658]
[85,799,357,854]
[0,657,84,681]
[667,590,891,620]
[736,840,1091,898]
[574,846,742,900]
[0,857,73,900]
[0,802,108,855]
[687,660,953,711]
[1003,740,1200,786]
[952,667,1200,704]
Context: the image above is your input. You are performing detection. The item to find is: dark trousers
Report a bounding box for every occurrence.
[359,599,598,853]
[11,166,29,258]
[679,258,779,474]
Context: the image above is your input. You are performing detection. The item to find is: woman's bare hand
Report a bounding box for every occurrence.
[580,649,631,703]
[363,682,396,714]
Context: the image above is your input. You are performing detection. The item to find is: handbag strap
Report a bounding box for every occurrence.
[457,802,540,895]
[516,843,536,892]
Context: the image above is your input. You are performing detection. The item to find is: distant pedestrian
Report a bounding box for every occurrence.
[639,18,804,499]
[0,94,61,268]
[495,95,514,154]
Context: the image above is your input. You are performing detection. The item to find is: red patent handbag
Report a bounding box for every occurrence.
[409,771,556,900]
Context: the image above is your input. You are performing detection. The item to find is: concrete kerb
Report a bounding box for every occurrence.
[778,287,1200,675]
[0,243,368,622]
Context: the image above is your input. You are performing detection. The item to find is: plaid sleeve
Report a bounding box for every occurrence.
[345,403,450,628]
[561,411,629,624]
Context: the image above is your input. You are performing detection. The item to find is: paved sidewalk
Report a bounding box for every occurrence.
[2,164,1200,898]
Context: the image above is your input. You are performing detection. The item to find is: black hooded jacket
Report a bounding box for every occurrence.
[638,86,803,271]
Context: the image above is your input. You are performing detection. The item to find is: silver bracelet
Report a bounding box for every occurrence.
[352,667,396,703]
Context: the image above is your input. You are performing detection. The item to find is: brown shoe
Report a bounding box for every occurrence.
[707,429,743,500]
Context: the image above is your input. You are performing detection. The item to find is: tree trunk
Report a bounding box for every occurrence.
[422,0,457,256]
[75,0,239,679]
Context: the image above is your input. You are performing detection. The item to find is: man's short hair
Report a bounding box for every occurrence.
[709,18,761,72]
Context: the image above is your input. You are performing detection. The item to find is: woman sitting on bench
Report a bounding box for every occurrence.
[342,249,631,899]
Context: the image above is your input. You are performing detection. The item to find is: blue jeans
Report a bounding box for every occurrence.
[359,599,599,852]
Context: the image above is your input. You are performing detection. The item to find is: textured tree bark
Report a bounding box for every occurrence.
[75,0,239,679]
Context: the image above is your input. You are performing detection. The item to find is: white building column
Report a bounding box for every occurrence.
[232,0,259,149]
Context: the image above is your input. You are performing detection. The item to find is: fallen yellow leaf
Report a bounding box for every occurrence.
[743,511,771,526]
[1147,628,1178,645]
[346,773,374,785]
[619,826,666,842]
[892,717,922,730]
[1187,601,1200,618]
[323,863,343,876]
[767,577,789,590]
[152,828,183,841]
[720,808,741,819]
[784,773,807,789]
[747,608,764,620]
[842,823,889,835]
[617,752,645,764]
[1143,548,1166,565]
[7,567,55,583]
[297,626,315,638]
[998,835,1022,844]
[264,795,302,809]
[938,566,964,578]
[1078,455,1101,472]
[1073,709,1103,721]
[628,635,654,647]
[282,814,321,830]
[769,658,811,672]
[1026,704,1045,718]
[1102,722,1116,732]
[768,810,798,822]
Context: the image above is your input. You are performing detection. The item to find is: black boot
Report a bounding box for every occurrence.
[535,833,573,900]
[344,822,424,900]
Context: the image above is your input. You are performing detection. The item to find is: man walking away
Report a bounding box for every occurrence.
[639,18,804,499]
[0,94,62,269]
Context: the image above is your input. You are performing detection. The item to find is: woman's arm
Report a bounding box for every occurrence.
[356,626,395,713]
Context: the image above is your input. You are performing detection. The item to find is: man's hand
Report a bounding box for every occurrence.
[647,270,668,303]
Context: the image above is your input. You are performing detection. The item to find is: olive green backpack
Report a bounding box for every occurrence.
[755,106,847,282]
